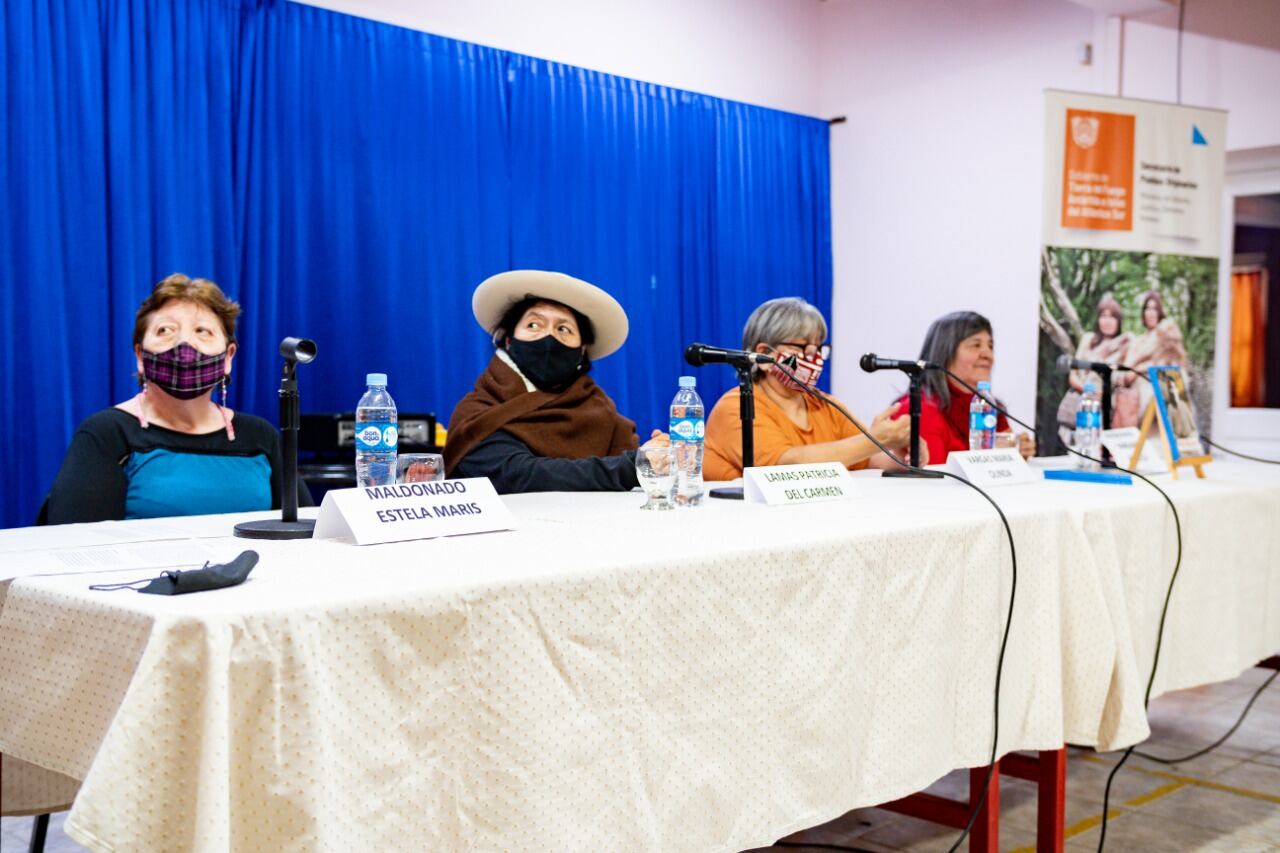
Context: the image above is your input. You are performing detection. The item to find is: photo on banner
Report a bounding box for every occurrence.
[1035,91,1227,455]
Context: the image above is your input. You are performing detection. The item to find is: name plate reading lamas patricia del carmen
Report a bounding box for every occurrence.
[313,478,516,545]
[743,462,859,506]
[946,448,1037,487]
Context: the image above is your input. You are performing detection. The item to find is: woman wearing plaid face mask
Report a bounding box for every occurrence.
[703,297,917,481]
[43,274,312,523]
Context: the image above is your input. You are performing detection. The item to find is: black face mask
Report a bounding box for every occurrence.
[90,551,259,595]
[506,336,586,391]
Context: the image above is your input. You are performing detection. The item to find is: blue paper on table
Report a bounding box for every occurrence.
[1043,469,1133,486]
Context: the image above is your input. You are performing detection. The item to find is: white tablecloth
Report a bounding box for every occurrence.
[1,463,1277,851]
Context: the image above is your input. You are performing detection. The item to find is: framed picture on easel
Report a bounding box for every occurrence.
[1130,364,1212,478]
[1151,365,1202,459]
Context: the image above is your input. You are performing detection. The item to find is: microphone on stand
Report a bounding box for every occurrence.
[685,343,774,368]
[858,353,941,477]
[234,337,318,540]
[1056,354,1119,373]
[1055,354,1119,461]
[685,343,771,501]
[859,353,939,374]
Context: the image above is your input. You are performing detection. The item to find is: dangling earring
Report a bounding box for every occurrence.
[218,375,236,442]
[137,380,150,429]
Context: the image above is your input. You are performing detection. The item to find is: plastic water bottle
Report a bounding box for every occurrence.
[669,376,705,507]
[968,380,997,450]
[355,373,398,487]
[1075,382,1102,469]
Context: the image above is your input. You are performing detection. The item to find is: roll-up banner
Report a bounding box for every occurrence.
[1036,90,1226,453]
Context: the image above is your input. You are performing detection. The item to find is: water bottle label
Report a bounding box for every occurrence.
[356,422,398,452]
[1089,411,1102,429]
[971,412,997,431]
[670,417,705,442]
[1076,411,1088,429]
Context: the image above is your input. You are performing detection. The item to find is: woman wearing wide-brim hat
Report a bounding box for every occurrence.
[443,270,667,493]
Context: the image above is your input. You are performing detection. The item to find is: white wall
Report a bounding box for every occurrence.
[1120,19,1280,151]
[292,0,824,116]
[819,0,1280,427]
[819,0,1110,420]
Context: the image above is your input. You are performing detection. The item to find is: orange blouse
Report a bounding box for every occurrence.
[703,385,869,481]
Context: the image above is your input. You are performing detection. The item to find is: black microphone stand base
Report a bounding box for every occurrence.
[883,468,944,479]
[709,486,744,500]
[234,518,316,540]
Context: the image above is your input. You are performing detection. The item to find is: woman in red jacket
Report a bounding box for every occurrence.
[892,311,1036,464]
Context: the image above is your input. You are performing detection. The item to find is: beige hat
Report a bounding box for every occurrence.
[472,270,629,359]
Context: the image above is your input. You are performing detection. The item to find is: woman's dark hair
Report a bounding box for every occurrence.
[492,296,595,377]
[1140,291,1166,328]
[493,296,596,348]
[1090,293,1123,349]
[917,310,993,407]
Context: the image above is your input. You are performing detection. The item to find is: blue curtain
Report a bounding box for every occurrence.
[1,0,244,528]
[1,0,831,529]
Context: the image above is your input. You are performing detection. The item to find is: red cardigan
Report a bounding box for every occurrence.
[893,388,1009,464]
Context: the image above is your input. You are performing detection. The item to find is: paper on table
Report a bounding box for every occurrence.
[0,510,317,554]
[0,540,239,581]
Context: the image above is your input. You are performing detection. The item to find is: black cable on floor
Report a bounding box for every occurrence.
[771,364,1017,853]
[940,369,1184,853]
[1133,667,1279,765]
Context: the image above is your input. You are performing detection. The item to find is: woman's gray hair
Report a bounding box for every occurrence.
[918,311,992,407]
[742,297,828,377]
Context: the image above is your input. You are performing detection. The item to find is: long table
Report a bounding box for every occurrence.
[1,463,1277,851]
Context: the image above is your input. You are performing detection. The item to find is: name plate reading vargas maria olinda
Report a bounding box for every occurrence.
[313,478,516,545]
[946,448,1037,487]
[743,462,858,506]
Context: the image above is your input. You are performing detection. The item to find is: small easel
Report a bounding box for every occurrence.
[1129,398,1211,479]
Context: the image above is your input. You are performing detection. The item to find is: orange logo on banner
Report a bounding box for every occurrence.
[1061,108,1135,231]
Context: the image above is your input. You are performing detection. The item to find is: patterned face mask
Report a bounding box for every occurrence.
[141,342,228,400]
[772,350,825,391]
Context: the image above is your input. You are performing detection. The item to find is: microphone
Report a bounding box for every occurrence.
[859,353,937,374]
[1056,354,1124,373]
[685,343,775,367]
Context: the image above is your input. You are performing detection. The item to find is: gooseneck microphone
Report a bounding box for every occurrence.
[859,353,939,374]
[1056,354,1118,373]
[684,343,775,368]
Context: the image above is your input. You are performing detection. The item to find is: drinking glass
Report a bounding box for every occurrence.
[635,446,674,511]
[396,453,445,484]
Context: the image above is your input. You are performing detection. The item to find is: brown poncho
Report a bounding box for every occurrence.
[444,354,639,476]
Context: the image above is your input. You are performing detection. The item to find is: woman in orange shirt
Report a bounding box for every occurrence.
[703,297,915,480]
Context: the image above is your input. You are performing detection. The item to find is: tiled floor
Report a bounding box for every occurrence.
[4,667,1278,852]
[755,665,1280,852]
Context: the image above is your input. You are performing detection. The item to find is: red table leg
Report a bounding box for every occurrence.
[968,763,1000,853]
[1002,749,1066,852]
[881,760,1000,853]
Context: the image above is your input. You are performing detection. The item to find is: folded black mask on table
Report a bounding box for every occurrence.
[89,550,259,595]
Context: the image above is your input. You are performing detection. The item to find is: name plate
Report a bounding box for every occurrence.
[743,462,858,505]
[946,448,1037,486]
[313,478,516,545]
[1099,427,1166,474]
